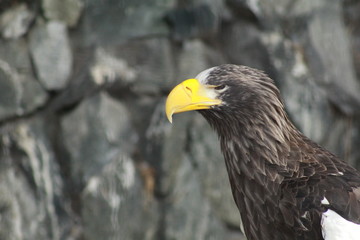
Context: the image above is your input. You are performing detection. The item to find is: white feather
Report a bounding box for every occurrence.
[195,67,216,84]
[321,197,330,205]
[321,209,360,240]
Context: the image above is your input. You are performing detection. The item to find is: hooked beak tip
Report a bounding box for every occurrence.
[166,111,173,123]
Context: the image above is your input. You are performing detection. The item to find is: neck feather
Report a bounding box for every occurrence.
[201,102,301,182]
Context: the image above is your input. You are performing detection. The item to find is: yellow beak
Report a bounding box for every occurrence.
[165,78,222,123]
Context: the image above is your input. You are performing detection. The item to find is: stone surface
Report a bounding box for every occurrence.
[165,4,219,41]
[91,47,136,86]
[30,21,72,90]
[164,154,227,240]
[48,46,137,112]
[143,99,191,195]
[190,115,241,227]
[80,0,175,45]
[0,3,35,39]
[257,0,360,163]
[218,20,274,76]
[0,39,47,120]
[42,0,83,27]
[61,92,137,187]
[136,99,233,239]
[113,38,176,94]
[82,153,159,240]
[176,39,226,80]
[143,98,244,239]
[0,118,69,240]
[262,31,333,144]
[344,0,360,80]
[305,0,360,115]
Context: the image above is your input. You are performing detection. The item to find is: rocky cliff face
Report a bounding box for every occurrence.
[0,0,359,239]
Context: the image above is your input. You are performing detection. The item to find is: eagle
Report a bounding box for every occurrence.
[165,64,360,240]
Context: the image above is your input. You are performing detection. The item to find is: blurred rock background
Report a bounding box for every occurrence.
[0,0,359,239]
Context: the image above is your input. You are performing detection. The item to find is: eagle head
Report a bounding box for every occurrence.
[166,64,285,131]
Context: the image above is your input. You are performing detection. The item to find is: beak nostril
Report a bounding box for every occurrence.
[184,86,193,98]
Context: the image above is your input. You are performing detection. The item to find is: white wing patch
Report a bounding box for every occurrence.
[329,172,344,176]
[321,209,360,240]
[195,67,216,84]
[321,197,330,205]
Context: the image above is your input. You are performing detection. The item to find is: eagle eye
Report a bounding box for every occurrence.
[215,85,226,90]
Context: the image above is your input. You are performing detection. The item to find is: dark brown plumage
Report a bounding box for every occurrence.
[198,65,360,240]
[166,64,360,240]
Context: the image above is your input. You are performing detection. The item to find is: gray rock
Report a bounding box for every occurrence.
[91,47,136,86]
[0,38,33,71]
[144,99,192,195]
[29,21,72,90]
[0,3,35,39]
[322,117,360,167]
[190,0,231,20]
[259,0,360,163]
[305,0,360,115]
[130,97,224,239]
[0,61,21,118]
[164,154,227,240]
[343,0,360,167]
[113,38,176,95]
[261,30,331,141]
[61,92,137,186]
[49,46,137,111]
[218,20,274,76]
[0,39,47,120]
[165,4,219,41]
[145,101,243,239]
[155,39,243,237]
[110,39,222,96]
[0,119,65,240]
[236,0,360,115]
[189,115,242,227]
[176,39,226,81]
[82,153,159,240]
[344,0,360,79]
[42,0,84,27]
[262,30,336,144]
[80,0,175,46]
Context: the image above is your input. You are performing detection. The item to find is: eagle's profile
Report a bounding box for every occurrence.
[165,64,360,240]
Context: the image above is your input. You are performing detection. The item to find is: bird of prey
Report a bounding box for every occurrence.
[165,64,360,240]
